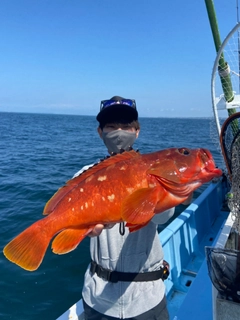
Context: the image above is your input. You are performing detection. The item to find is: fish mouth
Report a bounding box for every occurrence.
[199,149,222,175]
[200,149,222,176]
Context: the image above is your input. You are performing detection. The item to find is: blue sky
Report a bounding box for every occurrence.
[0,0,238,117]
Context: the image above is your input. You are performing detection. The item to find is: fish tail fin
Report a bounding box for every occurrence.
[3,219,52,271]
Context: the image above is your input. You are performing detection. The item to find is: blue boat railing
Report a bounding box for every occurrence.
[160,177,229,318]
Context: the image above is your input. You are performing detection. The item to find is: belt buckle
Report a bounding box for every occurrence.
[98,264,111,281]
[90,261,119,283]
[98,265,119,283]
[162,266,169,280]
[162,260,170,280]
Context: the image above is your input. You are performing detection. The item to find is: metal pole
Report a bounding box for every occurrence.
[205,0,236,112]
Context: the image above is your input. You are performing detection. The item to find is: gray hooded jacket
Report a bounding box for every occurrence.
[74,164,174,318]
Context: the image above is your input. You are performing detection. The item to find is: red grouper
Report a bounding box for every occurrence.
[3,148,222,271]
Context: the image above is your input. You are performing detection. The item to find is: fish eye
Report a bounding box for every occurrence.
[178,148,190,155]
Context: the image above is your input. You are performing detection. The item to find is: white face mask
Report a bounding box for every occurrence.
[102,130,137,154]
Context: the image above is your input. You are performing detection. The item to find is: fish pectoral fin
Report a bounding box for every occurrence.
[126,221,151,233]
[52,227,93,254]
[122,187,159,225]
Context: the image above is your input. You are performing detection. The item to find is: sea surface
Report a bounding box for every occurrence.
[0,112,225,320]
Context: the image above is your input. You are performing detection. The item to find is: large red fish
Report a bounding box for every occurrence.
[4,148,222,271]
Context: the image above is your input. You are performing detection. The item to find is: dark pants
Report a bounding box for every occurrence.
[83,296,169,320]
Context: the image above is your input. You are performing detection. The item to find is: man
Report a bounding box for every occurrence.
[78,96,191,319]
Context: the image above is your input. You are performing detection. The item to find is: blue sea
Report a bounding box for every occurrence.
[0,112,224,320]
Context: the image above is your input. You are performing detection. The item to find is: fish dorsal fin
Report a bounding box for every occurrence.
[43,150,140,215]
[68,149,140,186]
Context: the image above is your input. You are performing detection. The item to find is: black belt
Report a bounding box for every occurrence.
[90,260,169,283]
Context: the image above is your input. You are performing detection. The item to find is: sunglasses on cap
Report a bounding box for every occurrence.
[100,99,136,111]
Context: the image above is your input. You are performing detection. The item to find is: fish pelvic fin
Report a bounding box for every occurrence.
[3,219,51,271]
[122,187,160,225]
[52,227,93,254]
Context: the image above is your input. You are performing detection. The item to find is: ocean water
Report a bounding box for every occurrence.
[0,112,224,320]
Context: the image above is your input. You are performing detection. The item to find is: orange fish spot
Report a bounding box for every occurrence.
[107,194,115,202]
[85,176,94,183]
[149,183,156,188]
[98,175,107,181]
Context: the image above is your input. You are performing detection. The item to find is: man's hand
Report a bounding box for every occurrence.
[88,224,115,237]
